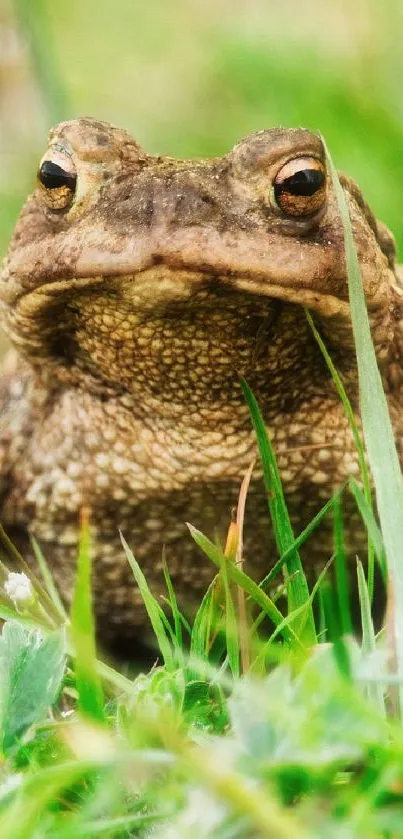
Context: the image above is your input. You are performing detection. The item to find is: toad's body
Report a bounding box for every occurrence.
[0,119,402,647]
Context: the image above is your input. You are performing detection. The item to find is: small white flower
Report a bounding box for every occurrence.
[4,572,33,604]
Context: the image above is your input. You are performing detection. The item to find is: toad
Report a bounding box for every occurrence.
[0,119,401,649]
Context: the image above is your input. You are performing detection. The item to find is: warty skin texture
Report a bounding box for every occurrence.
[0,118,402,651]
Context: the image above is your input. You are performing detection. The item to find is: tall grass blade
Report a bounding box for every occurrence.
[218,550,240,678]
[326,144,403,713]
[320,581,352,680]
[349,478,386,578]
[70,513,105,723]
[240,380,316,645]
[31,536,68,622]
[259,490,341,590]
[233,462,254,673]
[357,559,386,715]
[333,494,353,635]
[253,557,333,671]
[268,557,333,644]
[120,534,175,671]
[305,310,374,597]
[162,554,184,651]
[190,577,218,665]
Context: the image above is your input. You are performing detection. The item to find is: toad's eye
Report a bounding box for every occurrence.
[273,157,326,217]
[37,149,77,210]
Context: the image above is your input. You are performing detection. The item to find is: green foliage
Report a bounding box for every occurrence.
[0,622,65,756]
[0,612,400,838]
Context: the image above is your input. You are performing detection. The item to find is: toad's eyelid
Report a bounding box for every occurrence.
[273,154,325,180]
[46,142,74,159]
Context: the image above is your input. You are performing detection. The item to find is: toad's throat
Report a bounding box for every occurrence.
[69,296,321,415]
[3,266,354,401]
[7,275,332,416]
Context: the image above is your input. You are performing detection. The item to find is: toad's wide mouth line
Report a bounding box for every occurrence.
[5,265,351,324]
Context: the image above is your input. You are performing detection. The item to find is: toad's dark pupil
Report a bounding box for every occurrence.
[38,160,76,191]
[275,168,324,198]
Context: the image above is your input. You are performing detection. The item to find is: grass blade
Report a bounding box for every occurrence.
[305,309,375,597]
[349,478,386,579]
[240,379,316,645]
[120,534,175,671]
[333,494,352,636]
[319,581,352,680]
[70,513,105,723]
[357,559,386,715]
[325,143,403,713]
[259,490,341,590]
[259,557,334,661]
[218,549,240,678]
[31,536,68,622]
[232,461,254,673]
[187,524,303,649]
[162,554,183,651]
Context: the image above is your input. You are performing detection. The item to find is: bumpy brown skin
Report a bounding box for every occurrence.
[0,118,402,650]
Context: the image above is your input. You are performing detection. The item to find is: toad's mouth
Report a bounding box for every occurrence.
[1,221,353,322]
[9,264,351,326]
[2,265,358,379]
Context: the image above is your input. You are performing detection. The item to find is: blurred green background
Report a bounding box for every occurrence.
[1,0,403,261]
